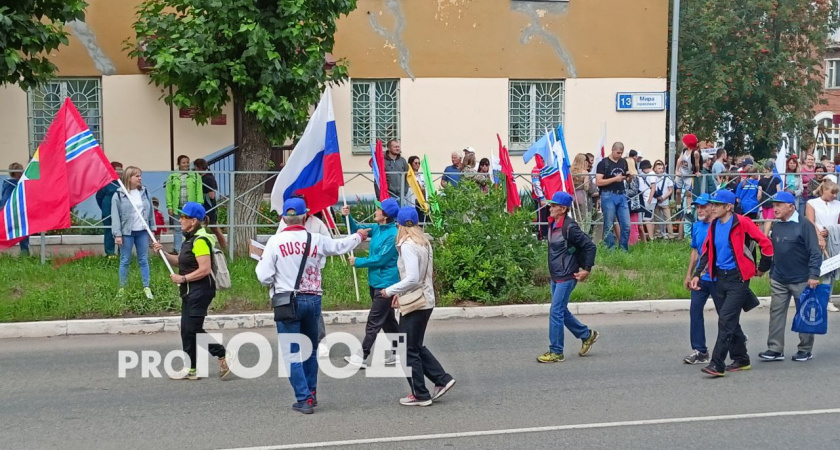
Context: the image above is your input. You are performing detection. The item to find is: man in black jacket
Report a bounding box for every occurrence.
[758,192,822,362]
[537,192,599,363]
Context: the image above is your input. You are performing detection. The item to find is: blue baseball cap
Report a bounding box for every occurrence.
[692,193,712,206]
[179,202,206,221]
[770,191,796,205]
[397,206,419,227]
[282,198,308,216]
[709,190,736,205]
[546,191,574,207]
[379,198,401,219]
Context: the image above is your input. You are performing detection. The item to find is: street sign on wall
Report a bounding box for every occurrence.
[616,92,666,111]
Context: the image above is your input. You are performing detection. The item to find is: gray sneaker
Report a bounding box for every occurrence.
[683,350,710,365]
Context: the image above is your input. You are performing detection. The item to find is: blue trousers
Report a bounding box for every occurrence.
[548,279,591,354]
[689,279,722,354]
[276,294,321,402]
[601,191,630,250]
[119,230,150,287]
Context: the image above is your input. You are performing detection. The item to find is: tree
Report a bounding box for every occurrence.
[678,0,838,158]
[130,0,356,255]
[0,1,87,90]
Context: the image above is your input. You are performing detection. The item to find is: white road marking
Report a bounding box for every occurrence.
[220,408,840,450]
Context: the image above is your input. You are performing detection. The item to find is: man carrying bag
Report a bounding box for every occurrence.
[256,198,368,415]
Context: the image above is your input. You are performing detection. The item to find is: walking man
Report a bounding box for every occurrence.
[691,190,773,377]
[256,198,368,414]
[758,192,822,362]
[683,193,721,364]
[595,142,630,250]
[537,192,600,363]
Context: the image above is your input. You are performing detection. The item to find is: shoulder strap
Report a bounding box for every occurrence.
[294,232,312,292]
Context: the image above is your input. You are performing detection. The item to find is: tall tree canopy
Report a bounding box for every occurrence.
[678,0,838,157]
[130,0,356,254]
[0,1,87,90]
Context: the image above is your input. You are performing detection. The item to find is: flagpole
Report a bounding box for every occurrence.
[340,186,361,302]
[117,179,175,275]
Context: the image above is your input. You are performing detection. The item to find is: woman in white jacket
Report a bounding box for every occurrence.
[382,207,456,406]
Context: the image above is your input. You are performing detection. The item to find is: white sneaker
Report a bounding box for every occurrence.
[399,394,432,406]
[343,354,368,369]
[169,370,198,381]
[318,344,330,359]
[384,353,399,366]
[143,287,154,300]
[828,301,840,313]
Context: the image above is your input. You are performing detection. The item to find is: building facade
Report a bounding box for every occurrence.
[0,0,669,194]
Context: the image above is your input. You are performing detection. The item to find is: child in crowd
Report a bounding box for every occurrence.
[152,197,167,242]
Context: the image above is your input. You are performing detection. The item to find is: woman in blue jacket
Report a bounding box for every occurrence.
[340,198,401,368]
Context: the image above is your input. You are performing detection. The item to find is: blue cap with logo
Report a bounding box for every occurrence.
[546,191,574,207]
[179,201,206,221]
[770,191,796,205]
[709,190,736,205]
[282,198,308,217]
[692,193,712,206]
[397,206,419,227]
[379,198,401,219]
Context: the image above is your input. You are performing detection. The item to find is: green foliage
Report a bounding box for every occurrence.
[678,0,838,157]
[428,179,542,303]
[128,0,356,143]
[0,1,87,90]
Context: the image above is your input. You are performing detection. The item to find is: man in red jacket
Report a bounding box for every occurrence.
[690,189,773,377]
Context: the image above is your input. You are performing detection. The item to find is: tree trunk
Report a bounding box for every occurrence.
[232,94,271,257]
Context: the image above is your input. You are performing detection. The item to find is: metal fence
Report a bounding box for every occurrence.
[0,167,824,263]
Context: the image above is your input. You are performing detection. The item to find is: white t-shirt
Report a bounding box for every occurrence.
[639,171,657,207]
[128,190,146,232]
[653,175,674,206]
[807,198,840,231]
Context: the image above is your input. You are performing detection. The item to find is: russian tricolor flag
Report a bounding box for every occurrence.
[271,87,344,215]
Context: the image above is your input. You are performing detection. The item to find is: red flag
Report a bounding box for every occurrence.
[373,139,389,201]
[533,154,562,199]
[1,106,72,250]
[63,99,119,205]
[498,134,521,213]
[318,207,338,229]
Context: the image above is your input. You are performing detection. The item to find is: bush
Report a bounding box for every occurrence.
[428,178,542,304]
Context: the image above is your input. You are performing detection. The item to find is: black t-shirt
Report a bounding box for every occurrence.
[596,157,628,193]
[758,176,780,206]
[201,173,217,208]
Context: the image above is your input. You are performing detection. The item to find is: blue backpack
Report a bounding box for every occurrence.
[792,285,831,335]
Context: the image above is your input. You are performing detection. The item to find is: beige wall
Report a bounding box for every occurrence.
[0,86,32,172]
[101,76,233,171]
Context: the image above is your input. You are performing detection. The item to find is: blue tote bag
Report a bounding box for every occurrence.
[792,285,831,335]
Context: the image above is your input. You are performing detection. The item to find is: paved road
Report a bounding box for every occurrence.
[3,311,840,450]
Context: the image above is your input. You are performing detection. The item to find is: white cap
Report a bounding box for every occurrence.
[464,146,476,154]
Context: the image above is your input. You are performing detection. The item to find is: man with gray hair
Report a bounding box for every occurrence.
[442,151,462,187]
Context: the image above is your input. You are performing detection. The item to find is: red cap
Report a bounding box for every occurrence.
[682,134,698,149]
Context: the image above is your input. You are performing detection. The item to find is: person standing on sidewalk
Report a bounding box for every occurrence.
[757,192,822,362]
[166,155,202,252]
[340,199,401,369]
[112,166,156,300]
[683,193,722,364]
[537,192,599,364]
[691,190,773,377]
[256,198,367,414]
[382,207,456,407]
[153,202,231,381]
[595,142,630,250]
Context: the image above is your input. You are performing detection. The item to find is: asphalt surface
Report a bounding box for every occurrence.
[3,311,840,450]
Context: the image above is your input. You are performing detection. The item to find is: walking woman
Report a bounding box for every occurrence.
[340,198,401,368]
[111,166,156,300]
[382,207,455,406]
[153,202,231,380]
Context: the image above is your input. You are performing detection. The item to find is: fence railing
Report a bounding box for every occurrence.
[0,167,827,262]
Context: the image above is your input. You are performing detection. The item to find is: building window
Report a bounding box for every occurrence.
[509,80,564,151]
[827,60,840,89]
[351,79,399,153]
[27,78,102,155]
[815,116,839,160]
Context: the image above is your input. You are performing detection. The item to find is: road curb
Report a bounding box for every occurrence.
[0,298,773,339]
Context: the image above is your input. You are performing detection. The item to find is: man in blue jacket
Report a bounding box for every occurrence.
[95,161,122,257]
[341,198,401,368]
[537,192,599,363]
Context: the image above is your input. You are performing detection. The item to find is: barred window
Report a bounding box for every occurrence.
[27,78,102,155]
[352,79,399,153]
[509,80,564,152]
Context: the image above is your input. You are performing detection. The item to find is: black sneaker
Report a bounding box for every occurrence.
[683,350,710,365]
[792,351,813,362]
[758,350,785,361]
[725,360,751,372]
[701,365,725,377]
[310,391,318,407]
[292,399,315,415]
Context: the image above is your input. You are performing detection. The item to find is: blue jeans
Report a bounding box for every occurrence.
[170,217,183,252]
[19,236,30,255]
[103,217,115,256]
[690,279,721,354]
[548,279,591,354]
[601,191,630,250]
[276,294,321,402]
[119,230,150,287]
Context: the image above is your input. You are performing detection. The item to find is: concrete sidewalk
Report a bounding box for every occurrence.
[0,297,773,339]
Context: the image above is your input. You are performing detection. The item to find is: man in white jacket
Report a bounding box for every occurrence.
[256,198,368,415]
